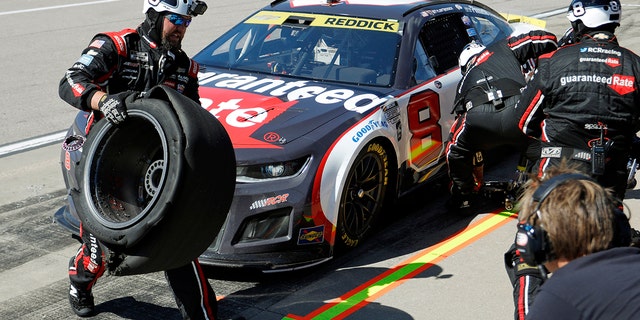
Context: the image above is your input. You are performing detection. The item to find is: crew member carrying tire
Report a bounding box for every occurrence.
[58,1,227,319]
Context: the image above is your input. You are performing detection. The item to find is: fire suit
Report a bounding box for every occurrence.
[59,26,217,320]
[509,30,640,320]
[446,30,557,197]
[516,30,640,200]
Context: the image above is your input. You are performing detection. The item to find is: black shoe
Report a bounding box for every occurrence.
[69,284,95,317]
[446,192,479,216]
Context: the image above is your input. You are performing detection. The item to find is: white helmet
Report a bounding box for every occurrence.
[458,41,486,74]
[567,0,621,28]
[143,0,207,16]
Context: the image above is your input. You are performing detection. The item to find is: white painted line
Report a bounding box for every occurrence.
[0,131,67,158]
[0,0,121,16]
[532,8,567,19]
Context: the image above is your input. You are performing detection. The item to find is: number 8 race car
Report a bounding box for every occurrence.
[54,0,537,273]
[191,0,529,271]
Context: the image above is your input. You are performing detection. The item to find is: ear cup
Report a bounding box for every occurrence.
[516,222,551,266]
[516,173,594,265]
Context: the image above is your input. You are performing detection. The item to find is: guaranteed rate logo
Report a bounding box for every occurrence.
[199,71,388,114]
[559,73,636,95]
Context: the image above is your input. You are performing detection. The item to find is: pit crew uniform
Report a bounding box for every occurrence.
[516,30,640,200]
[445,30,557,205]
[59,25,217,320]
[509,30,640,320]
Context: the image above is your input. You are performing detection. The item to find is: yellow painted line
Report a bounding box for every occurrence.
[283,210,517,320]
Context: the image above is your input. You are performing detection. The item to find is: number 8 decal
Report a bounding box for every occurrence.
[407,89,442,170]
[571,1,585,17]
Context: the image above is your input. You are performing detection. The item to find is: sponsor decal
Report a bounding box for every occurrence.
[249,193,290,210]
[475,50,492,65]
[352,119,388,143]
[584,123,607,130]
[77,54,94,67]
[420,6,455,17]
[559,73,635,95]
[578,56,620,68]
[573,151,591,161]
[297,225,324,245]
[516,231,528,247]
[541,147,562,158]
[65,151,71,171]
[263,132,281,143]
[62,135,86,152]
[199,72,387,114]
[580,47,622,56]
[131,51,149,63]
[245,11,399,33]
[382,100,400,125]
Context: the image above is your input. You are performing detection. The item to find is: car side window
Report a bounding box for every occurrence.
[468,15,510,47]
[417,13,472,75]
[412,41,436,84]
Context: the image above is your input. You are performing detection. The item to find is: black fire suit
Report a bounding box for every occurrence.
[446,30,557,196]
[59,26,217,320]
[508,30,640,320]
[516,31,640,200]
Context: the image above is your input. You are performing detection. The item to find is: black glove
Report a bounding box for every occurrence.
[98,91,138,124]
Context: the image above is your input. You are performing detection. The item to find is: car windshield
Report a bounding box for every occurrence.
[194,10,401,86]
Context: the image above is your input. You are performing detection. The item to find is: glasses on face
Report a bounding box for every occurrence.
[166,14,192,27]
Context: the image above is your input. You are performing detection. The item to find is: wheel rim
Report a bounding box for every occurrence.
[83,110,168,229]
[342,152,385,238]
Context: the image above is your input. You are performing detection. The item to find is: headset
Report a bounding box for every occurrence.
[515,173,631,266]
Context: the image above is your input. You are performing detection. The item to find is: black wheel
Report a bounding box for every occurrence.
[71,85,236,275]
[337,141,389,249]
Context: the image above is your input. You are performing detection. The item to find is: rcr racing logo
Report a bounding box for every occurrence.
[198,72,388,114]
[580,47,622,56]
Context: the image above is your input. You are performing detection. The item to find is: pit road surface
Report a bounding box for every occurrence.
[1,0,640,319]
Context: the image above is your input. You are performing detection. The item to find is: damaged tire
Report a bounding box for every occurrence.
[71,85,235,275]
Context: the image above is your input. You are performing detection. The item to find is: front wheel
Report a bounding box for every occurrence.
[337,141,389,250]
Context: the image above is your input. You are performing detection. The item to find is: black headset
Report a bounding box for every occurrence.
[515,173,631,266]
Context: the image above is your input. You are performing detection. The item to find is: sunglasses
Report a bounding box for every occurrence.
[166,14,192,27]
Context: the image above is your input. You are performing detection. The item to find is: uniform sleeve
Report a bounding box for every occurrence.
[58,35,120,111]
[507,30,558,65]
[514,57,550,138]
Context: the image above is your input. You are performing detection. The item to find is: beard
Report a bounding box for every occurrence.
[161,34,182,51]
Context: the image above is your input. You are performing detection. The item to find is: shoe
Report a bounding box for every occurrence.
[446,190,481,216]
[69,284,95,317]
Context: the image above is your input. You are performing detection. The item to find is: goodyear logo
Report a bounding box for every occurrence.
[246,11,399,33]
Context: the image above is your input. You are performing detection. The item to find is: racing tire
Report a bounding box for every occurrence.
[71,85,236,275]
[336,141,389,250]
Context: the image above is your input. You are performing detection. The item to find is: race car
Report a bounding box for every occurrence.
[192,0,521,271]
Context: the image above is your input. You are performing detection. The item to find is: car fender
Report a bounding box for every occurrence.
[316,106,398,233]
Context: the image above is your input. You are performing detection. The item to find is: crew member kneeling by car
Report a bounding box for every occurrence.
[58,1,220,319]
[445,28,557,215]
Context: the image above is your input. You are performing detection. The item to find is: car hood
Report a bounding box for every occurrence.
[197,67,395,149]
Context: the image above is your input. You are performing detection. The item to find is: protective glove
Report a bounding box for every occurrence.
[98,91,138,124]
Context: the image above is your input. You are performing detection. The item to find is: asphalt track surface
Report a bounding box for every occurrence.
[1,0,640,319]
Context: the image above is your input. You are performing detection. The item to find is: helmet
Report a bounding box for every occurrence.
[567,0,621,28]
[143,0,207,16]
[458,41,486,74]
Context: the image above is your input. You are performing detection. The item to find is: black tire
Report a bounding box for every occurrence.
[71,85,235,275]
[336,141,389,249]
